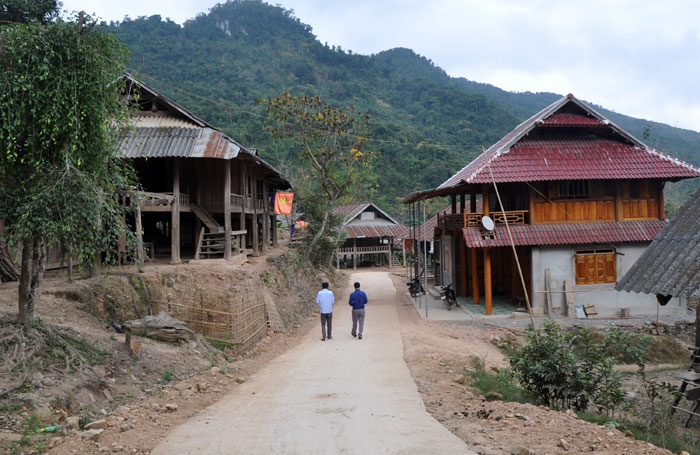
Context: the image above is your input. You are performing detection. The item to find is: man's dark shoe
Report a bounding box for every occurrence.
[358,335,362,340]
[351,332,356,338]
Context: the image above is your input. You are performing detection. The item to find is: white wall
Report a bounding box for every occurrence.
[531,244,686,318]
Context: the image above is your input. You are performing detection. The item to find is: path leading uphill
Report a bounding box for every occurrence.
[151,271,477,454]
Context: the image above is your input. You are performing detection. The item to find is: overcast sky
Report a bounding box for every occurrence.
[61,0,700,133]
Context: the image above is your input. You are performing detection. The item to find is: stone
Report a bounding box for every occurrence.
[65,416,80,430]
[164,403,178,412]
[81,428,103,441]
[557,438,569,450]
[84,419,108,430]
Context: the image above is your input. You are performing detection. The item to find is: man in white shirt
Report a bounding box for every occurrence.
[315,282,335,341]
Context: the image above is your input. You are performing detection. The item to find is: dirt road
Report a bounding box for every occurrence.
[152,271,477,454]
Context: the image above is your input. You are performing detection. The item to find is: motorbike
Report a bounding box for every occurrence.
[406,277,425,297]
[440,283,457,310]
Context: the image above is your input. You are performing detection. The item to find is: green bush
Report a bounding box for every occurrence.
[508,319,633,414]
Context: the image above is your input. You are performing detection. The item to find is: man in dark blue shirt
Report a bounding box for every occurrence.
[348,281,368,340]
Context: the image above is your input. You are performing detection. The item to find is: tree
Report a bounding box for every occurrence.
[0,12,135,324]
[262,92,375,263]
[0,0,59,25]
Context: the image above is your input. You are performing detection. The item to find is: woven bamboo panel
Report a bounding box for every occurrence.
[142,276,269,352]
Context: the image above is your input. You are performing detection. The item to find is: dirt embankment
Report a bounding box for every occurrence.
[0,249,333,453]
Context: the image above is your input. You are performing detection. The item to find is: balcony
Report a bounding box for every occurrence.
[230,194,267,212]
[118,191,190,211]
[439,210,528,230]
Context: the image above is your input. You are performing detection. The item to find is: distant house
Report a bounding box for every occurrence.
[333,203,408,269]
[616,186,700,305]
[118,75,290,264]
[405,94,700,317]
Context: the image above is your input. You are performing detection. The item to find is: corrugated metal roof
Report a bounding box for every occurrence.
[462,220,665,248]
[616,188,700,299]
[344,224,409,239]
[334,202,401,225]
[334,203,369,222]
[118,127,242,159]
[129,114,200,129]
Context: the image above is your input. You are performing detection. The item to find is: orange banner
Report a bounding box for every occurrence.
[274,192,294,215]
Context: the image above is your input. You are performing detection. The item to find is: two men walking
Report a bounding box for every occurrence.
[316,281,368,341]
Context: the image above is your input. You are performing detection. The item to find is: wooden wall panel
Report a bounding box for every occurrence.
[533,200,616,223]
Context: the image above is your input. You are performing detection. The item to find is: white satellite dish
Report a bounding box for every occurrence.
[481,216,495,231]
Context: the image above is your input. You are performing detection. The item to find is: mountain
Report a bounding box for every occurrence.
[108,0,700,218]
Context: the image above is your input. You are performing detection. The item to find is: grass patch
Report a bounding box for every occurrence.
[61,334,110,366]
[161,369,175,382]
[467,367,537,404]
[577,412,700,455]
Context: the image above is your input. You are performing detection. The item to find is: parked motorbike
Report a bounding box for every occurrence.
[440,283,457,310]
[406,277,425,297]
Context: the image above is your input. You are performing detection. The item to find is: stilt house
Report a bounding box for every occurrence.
[334,203,407,269]
[405,94,700,317]
[118,75,290,264]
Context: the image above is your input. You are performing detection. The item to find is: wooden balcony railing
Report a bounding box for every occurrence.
[439,210,528,229]
[337,245,391,254]
[118,191,192,209]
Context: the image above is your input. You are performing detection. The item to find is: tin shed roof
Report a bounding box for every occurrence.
[118,75,289,187]
[616,187,700,299]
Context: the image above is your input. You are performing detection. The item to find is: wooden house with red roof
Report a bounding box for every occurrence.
[333,203,408,269]
[117,75,290,265]
[406,94,700,317]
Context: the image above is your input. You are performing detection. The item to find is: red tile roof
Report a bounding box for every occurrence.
[462,220,665,248]
[436,94,700,191]
[448,138,700,184]
[539,112,605,127]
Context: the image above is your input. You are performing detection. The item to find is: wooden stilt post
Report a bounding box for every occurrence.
[471,248,479,304]
[484,248,493,315]
[353,238,357,270]
[135,199,144,271]
[170,158,181,264]
[224,160,232,260]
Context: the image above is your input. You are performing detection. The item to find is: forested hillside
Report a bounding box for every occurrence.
[109,0,700,218]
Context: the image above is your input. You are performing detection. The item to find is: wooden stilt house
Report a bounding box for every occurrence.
[405,94,700,318]
[334,203,408,269]
[117,75,290,264]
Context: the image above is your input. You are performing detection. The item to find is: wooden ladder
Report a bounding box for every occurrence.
[671,346,700,427]
[390,251,402,267]
[190,203,223,233]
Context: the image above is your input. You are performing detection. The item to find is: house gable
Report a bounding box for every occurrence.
[436,94,699,189]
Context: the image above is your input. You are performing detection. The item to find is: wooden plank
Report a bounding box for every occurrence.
[686,387,700,402]
[565,280,574,317]
[545,269,553,315]
[678,371,700,381]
